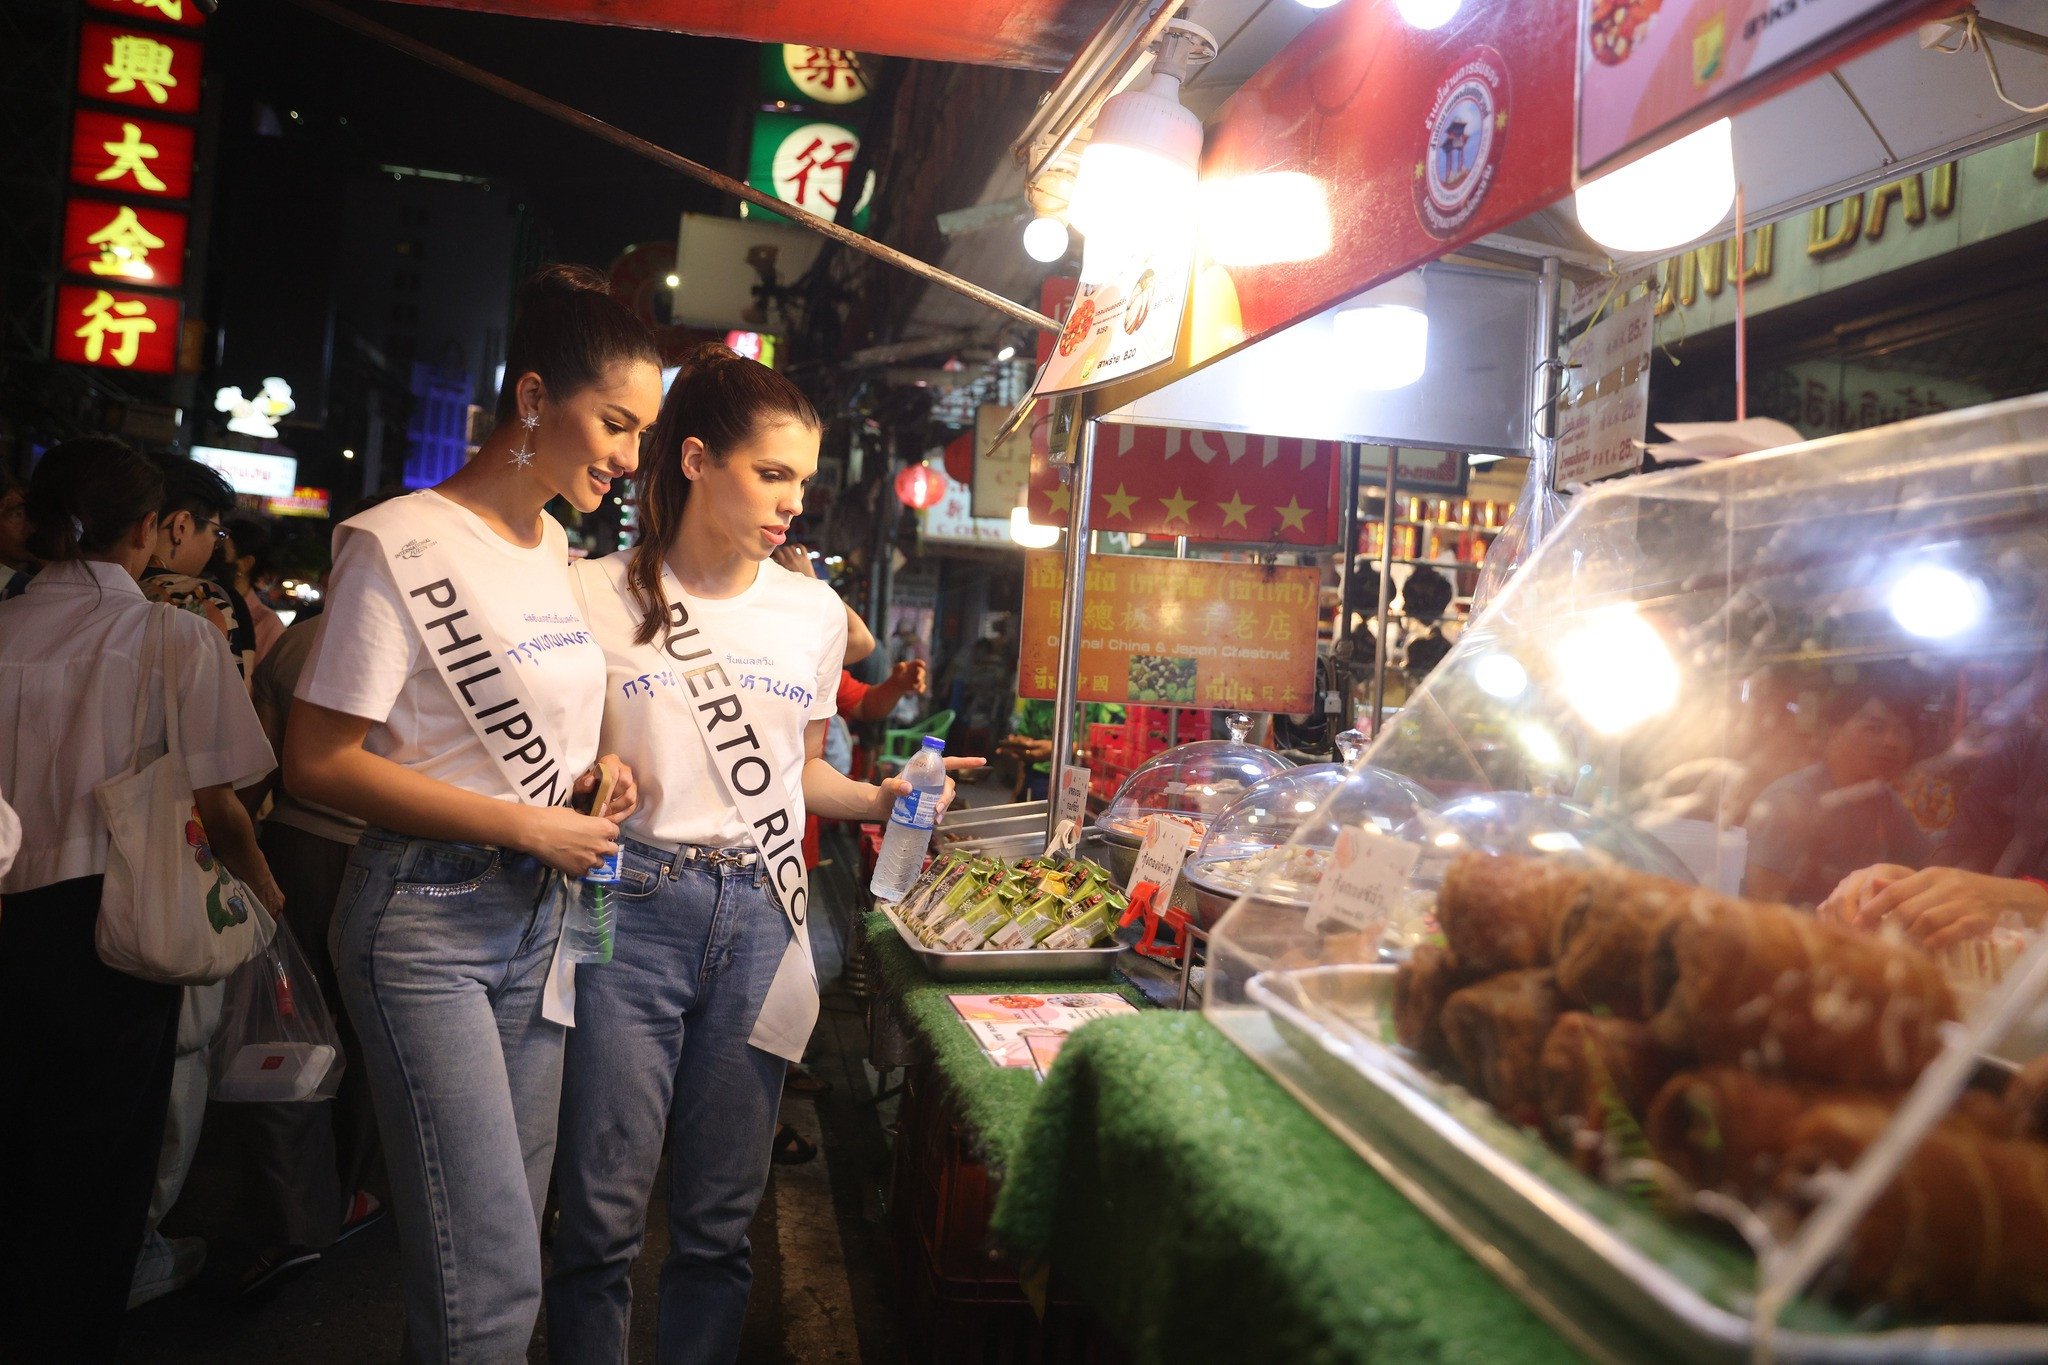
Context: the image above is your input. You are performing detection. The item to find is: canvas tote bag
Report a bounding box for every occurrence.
[95,604,274,984]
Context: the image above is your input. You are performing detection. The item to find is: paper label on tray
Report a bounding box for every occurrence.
[1126,815,1195,900]
[1304,826,1419,936]
[1055,765,1090,834]
[947,992,1137,1071]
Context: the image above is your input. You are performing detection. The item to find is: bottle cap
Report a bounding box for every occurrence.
[921,736,946,751]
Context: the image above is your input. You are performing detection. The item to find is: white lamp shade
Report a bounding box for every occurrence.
[1197,172,1332,267]
[1010,506,1061,548]
[1395,0,1460,26]
[1331,272,1429,390]
[1574,118,1735,254]
[1022,215,1071,263]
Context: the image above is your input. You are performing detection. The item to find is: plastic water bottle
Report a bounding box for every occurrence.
[561,858,618,964]
[871,736,948,902]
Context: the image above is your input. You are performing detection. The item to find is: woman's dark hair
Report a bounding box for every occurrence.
[223,515,270,574]
[24,436,165,562]
[151,451,235,522]
[494,264,661,422]
[626,342,821,643]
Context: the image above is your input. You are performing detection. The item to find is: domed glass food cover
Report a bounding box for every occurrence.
[1097,713,1293,844]
[1185,730,1437,908]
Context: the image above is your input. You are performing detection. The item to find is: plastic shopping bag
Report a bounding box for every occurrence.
[210,921,345,1103]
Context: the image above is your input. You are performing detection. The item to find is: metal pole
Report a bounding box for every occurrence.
[289,0,1061,337]
[1332,442,1361,723]
[1047,403,1098,843]
[1369,460,1397,736]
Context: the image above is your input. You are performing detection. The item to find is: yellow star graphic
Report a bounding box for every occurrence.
[1101,482,1139,521]
[1158,486,1196,526]
[1274,496,1311,533]
[1218,490,1252,529]
[1044,483,1072,515]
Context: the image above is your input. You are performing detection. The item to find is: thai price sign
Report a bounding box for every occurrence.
[1578,0,1945,175]
[69,111,194,200]
[1553,292,1652,487]
[53,284,179,374]
[78,22,203,116]
[1017,553,1320,712]
[1034,230,1195,396]
[61,197,188,289]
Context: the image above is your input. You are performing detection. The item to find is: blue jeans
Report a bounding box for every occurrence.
[546,839,792,1365]
[332,828,569,1364]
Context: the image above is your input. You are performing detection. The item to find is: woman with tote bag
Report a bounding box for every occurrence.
[285,265,656,1362]
[545,346,976,1365]
[0,437,280,1362]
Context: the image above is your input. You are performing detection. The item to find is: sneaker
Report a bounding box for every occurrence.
[240,1245,321,1296]
[128,1234,206,1309]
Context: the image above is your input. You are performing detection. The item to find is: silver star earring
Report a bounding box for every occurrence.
[510,412,539,468]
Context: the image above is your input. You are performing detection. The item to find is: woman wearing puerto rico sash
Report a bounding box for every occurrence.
[544,345,977,1365]
[284,266,657,1362]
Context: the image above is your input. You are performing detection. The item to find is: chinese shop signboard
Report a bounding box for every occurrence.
[1017,553,1320,712]
[69,111,194,200]
[53,285,179,374]
[78,23,203,116]
[85,0,208,29]
[745,112,872,230]
[61,197,188,289]
[759,45,872,107]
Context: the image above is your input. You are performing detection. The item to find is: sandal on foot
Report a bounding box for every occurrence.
[334,1190,385,1244]
[241,1246,321,1296]
[771,1123,818,1165]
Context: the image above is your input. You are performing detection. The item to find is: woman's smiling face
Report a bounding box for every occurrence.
[526,358,663,514]
[681,417,821,561]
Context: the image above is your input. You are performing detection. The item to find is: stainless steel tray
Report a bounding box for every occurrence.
[877,904,1121,981]
[1230,966,2048,1365]
[939,799,1047,832]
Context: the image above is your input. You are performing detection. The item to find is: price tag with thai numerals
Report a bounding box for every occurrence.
[1305,826,1419,936]
[1125,815,1196,900]
[1056,765,1090,835]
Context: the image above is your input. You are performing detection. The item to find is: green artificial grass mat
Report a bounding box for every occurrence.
[863,911,1146,1174]
[867,911,1581,1365]
[992,1012,1587,1365]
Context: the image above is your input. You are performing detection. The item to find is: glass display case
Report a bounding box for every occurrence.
[1182,730,1437,928]
[1205,395,2048,1362]
[1096,712,1293,846]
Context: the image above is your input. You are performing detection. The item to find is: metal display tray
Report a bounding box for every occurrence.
[876,904,1122,981]
[1231,965,2048,1365]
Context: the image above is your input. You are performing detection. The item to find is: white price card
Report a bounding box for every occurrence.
[1305,826,1420,936]
[1056,766,1090,835]
[1125,815,1195,899]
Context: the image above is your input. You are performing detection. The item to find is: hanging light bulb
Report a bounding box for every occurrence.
[1574,118,1735,253]
[1197,172,1332,267]
[1069,24,1213,286]
[1022,215,1070,263]
[1010,506,1061,548]
[1394,0,1460,26]
[1331,272,1428,390]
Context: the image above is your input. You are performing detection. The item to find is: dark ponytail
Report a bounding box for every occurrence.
[494,264,661,422]
[24,436,164,563]
[627,343,821,644]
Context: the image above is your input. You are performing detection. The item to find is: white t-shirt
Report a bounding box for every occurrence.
[0,559,274,894]
[574,551,845,849]
[297,489,604,802]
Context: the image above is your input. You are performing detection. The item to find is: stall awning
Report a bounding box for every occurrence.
[383,0,1118,71]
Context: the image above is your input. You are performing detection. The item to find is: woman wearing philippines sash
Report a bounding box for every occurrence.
[545,344,978,1364]
[285,265,658,1361]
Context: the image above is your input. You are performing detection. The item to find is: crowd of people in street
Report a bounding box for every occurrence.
[0,264,971,1364]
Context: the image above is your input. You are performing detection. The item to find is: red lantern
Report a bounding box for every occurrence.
[894,463,945,510]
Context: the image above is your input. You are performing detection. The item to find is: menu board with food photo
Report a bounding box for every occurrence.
[947,992,1138,1076]
[1016,552,1319,712]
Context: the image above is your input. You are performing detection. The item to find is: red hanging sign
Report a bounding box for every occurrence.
[85,0,209,28]
[69,110,195,200]
[77,22,203,117]
[61,197,188,290]
[53,284,181,374]
[1028,424,1341,546]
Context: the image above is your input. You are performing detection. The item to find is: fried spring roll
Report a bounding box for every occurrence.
[1437,853,1588,975]
[1645,897,1956,1088]
[1550,866,1710,1018]
[1440,969,1563,1125]
[1394,943,1476,1066]
[1539,1012,1674,1171]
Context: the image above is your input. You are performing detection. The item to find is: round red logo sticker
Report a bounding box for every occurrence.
[1414,46,1510,240]
[1058,296,1096,357]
